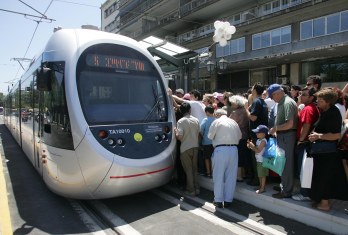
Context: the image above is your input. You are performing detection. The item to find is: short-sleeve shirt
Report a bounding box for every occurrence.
[177,114,200,153]
[200,116,215,145]
[207,115,242,147]
[275,95,298,129]
[250,97,268,130]
[186,100,206,124]
[296,102,319,140]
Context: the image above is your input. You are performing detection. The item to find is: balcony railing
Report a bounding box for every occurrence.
[177,0,313,44]
[180,0,220,17]
[119,0,163,28]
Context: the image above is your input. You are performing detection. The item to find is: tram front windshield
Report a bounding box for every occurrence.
[77,44,168,125]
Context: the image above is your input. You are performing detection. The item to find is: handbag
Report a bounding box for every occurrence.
[309,141,337,155]
[262,145,286,176]
[262,137,276,158]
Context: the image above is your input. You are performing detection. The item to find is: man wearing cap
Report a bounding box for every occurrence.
[208,109,242,208]
[175,88,185,98]
[268,83,298,199]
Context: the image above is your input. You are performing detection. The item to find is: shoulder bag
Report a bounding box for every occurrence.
[309,141,337,155]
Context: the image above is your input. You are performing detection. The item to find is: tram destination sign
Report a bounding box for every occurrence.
[86,54,149,71]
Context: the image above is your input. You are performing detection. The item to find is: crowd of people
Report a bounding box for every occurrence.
[168,75,348,211]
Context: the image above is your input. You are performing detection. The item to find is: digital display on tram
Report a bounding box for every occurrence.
[86,54,149,71]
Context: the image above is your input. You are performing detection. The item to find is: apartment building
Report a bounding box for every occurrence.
[101,0,348,92]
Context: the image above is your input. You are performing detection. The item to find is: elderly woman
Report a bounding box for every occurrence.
[229,95,251,182]
[308,88,348,211]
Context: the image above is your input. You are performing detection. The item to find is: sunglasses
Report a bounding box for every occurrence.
[306,83,313,86]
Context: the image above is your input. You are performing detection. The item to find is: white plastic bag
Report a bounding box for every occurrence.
[300,150,313,188]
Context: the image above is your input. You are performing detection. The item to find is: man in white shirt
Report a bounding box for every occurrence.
[172,89,206,124]
[208,109,242,208]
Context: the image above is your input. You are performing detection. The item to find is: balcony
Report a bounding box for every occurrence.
[119,0,163,29]
[180,0,220,17]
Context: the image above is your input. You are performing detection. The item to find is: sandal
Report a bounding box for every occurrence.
[316,205,330,211]
[256,189,266,194]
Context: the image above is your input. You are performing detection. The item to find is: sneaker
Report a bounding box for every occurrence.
[224,201,232,208]
[213,201,223,208]
[292,193,311,201]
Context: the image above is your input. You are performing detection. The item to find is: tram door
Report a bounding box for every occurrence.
[33,79,44,176]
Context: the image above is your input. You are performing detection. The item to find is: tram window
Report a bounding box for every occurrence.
[41,62,74,150]
[79,71,167,124]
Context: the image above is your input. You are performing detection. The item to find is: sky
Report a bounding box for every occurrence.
[0,0,105,95]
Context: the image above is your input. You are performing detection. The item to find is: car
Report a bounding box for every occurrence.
[21,109,28,122]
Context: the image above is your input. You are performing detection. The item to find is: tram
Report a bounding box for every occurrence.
[3,29,176,199]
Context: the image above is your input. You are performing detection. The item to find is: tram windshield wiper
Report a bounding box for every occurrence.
[143,85,161,122]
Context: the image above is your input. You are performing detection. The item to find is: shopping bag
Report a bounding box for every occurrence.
[262,137,277,158]
[300,150,313,188]
[262,146,286,176]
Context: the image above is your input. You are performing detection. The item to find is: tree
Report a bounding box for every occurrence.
[0,92,4,106]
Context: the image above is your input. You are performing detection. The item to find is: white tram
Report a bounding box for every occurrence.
[4,29,176,199]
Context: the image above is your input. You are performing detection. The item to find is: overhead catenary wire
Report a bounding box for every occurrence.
[12,0,54,83]
[18,0,48,18]
[0,8,55,22]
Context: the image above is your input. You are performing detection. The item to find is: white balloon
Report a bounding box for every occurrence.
[219,39,228,47]
[213,20,236,47]
[214,20,223,28]
[226,25,236,34]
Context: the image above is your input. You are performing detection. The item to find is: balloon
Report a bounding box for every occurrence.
[213,20,236,47]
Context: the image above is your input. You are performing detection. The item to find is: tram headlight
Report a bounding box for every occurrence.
[163,125,171,133]
[116,138,125,146]
[98,130,108,139]
[108,138,116,146]
[155,134,162,142]
[162,133,168,141]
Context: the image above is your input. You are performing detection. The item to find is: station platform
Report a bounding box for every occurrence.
[199,175,348,235]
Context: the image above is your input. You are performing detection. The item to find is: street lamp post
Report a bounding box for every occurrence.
[218,57,228,70]
[206,57,229,91]
[206,60,215,75]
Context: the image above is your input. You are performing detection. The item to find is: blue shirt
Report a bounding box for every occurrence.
[200,116,215,145]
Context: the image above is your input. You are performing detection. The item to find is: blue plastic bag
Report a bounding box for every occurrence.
[262,137,277,158]
[262,146,286,176]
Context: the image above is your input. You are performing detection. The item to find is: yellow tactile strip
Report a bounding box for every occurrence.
[0,154,12,235]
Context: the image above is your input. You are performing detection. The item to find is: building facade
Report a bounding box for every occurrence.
[101,0,348,92]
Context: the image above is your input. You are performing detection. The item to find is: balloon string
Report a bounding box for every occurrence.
[200,42,216,55]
